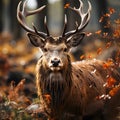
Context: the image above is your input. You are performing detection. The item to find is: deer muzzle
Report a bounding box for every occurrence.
[49,57,63,71]
[51,58,60,67]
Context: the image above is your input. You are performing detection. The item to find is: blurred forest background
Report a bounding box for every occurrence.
[0,0,120,119]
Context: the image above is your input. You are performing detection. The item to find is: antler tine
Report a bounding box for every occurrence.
[64,0,91,38]
[78,1,91,31]
[17,1,47,39]
[32,23,39,34]
[62,14,67,37]
[22,0,27,16]
[75,21,79,32]
[26,5,46,16]
[17,1,31,32]
[44,16,50,36]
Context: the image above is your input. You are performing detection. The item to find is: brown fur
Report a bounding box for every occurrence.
[36,56,120,120]
[16,1,120,119]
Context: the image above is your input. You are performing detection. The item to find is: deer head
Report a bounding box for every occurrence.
[17,0,91,71]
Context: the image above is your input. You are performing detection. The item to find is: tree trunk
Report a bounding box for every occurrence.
[0,0,3,32]
[8,0,22,40]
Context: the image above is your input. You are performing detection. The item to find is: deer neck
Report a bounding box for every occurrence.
[37,58,72,106]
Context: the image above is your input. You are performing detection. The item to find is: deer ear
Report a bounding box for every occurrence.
[67,32,85,47]
[27,32,45,47]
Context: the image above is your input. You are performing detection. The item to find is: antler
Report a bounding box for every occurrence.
[17,1,49,39]
[62,0,91,38]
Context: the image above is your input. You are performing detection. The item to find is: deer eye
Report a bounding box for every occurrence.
[63,47,67,52]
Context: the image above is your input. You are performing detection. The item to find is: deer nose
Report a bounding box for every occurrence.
[51,58,60,67]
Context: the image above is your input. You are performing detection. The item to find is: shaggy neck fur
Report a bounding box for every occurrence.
[37,55,72,108]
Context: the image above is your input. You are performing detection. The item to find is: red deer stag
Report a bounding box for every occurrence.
[17,0,120,120]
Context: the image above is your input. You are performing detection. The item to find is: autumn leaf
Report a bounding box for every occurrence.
[106,77,116,88]
[86,32,92,36]
[88,55,92,59]
[64,3,70,8]
[106,42,112,48]
[109,86,120,96]
[99,8,115,24]
[97,48,102,55]
[99,17,104,23]
[43,94,51,104]
[8,79,25,101]
[103,32,108,38]
[103,60,113,69]
[114,19,120,24]
[108,8,115,14]
[8,81,18,101]
[113,30,120,38]
[99,13,110,23]
[15,79,25,93]
[95,30,101,34]
[80,55,85,60]
[104,13,110,17]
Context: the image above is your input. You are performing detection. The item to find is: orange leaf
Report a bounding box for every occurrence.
[97,48,102,55]
[15,79,25,93]
[88,55,92,59]
[64,3,70,8]
[86,32,92,36]
[103,32,108,37]
[114,19,120,24]
[43,94,51,104]
[103,60,113,69]
[109,86,120,96]
[113,30,120,38]
[95,30,101,34]
[108,8,115,14]
[80,55,85,60]
[106,42,112,48]
[106,77,116,88]
[104,13,110,17]
[99,17,104,23]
